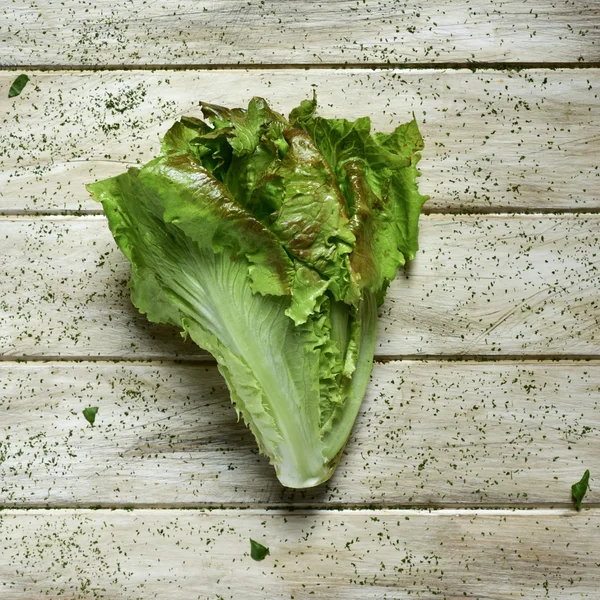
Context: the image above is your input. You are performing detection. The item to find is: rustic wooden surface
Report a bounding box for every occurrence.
[1,215,598,358]
[1,69,598,214]
[0,509,599,599]
[1,1,599,598]
[1,0,599,66]
[1,361,598,508]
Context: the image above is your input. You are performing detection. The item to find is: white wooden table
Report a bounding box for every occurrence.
[1,3,599,598]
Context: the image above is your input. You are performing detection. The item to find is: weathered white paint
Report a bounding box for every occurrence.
[1,0,598,65]
[1,69,598,213]
[0,509,598,599]
[0,361,597,507]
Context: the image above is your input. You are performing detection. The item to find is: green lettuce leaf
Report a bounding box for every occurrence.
[290,94,428,302]
[87,96,427,488]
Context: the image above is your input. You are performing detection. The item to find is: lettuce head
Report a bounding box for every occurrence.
[87,95,427,488]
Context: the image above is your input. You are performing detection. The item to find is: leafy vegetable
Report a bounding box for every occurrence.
[8,74,29,98]
[87,96,427,488]
[82,406,99,427]
[250,539,270,561]
[572,469,590,510]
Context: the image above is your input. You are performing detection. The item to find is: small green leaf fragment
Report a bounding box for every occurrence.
[82,406,99,427]
[250,539,270,561]
[8,74,29,98]
[571,469,590,510]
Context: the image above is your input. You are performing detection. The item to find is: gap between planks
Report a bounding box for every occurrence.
[1,355,600,363]
[0,507,596,515]
[3,212,599,221]
[4,206,600,217]
[1,61,600,71]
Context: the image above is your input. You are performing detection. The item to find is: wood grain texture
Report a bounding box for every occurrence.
[1,215,598,359]
[1,0,599,66]
[0,361,597,508]
[1,1,599,596]
[1,508,598,599]
[1,69,598,214]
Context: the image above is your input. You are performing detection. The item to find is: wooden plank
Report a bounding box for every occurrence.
[0,69,598,213]
[0,508,598,598]
[1,215,598,359]
[0,361,598,508]
[1,0,599,66]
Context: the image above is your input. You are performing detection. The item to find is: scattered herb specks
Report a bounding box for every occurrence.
[82,406,99,427]
[572,469,590,510]
[250,539,269,561]
[8,74,29,98]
